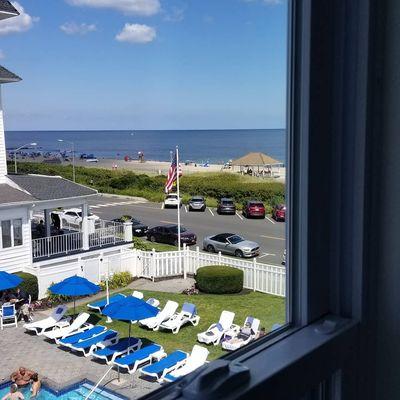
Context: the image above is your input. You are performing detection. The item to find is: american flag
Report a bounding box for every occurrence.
[165,152,182,193]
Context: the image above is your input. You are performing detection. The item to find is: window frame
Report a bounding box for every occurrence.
[0,218,24,249]
[140,0,373,398]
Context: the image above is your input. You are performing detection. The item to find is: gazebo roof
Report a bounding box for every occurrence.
[0,0,19,20]
[0,65,21,84]
[232,152,281,166]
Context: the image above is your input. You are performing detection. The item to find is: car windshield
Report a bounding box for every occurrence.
[132,220,141,226]
[223,200,234,205]
[250,202,264,207]
[166,195,178,199]
[169,226,187,233]
[227,235,244,244]
[77,212,93,217]
[191,197,203,201]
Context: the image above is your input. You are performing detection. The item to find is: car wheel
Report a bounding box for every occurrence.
[202,206,206,212]
[150,235,156,242]
[207,244,215,253]
[189,206,192,211]
[235,250,244,258]
[261,213,266,219]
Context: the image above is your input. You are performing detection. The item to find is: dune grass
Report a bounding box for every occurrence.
[73,288,285,360]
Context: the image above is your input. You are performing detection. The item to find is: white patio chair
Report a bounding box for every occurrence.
[139,300,179,331]
[1,303,17,330]
[197,310,236,345]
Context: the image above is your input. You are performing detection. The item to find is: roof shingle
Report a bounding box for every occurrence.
[0,184,35,204]
[7,175,97,201]
[0,65,21,84]
[0,0,19,18]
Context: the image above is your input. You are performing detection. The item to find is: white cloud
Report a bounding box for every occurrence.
[66,0,160,16]
[60,22,97,35]
[0,50,4,59]
[0,2,38,36]
[115,23,156,44]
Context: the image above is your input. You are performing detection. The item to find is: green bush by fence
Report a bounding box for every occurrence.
[99,271,133,291]
[15,272,39,301]
[195,265,244,294]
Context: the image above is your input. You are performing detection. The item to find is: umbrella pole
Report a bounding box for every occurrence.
[73,298,76,321]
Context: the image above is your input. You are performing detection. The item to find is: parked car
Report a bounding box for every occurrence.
[164,194,182,208]
[188,196,206,212]
[203,233,260,258]
[147,224,197,246]
[282,249,286,265]
[272,204,286,221]
[59,208,99,226]
[243,200,266,218]
[216,198,236,215]
[112,215,148,237]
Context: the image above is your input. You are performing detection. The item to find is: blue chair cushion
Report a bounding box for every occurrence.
[93,337,139,357]
[141,350,187,375]
[182,303,196,318]
[59,326,105,345]
[116,344,161,366]
[72,330,117,349]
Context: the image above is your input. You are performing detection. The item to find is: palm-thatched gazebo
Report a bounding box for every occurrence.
[231,152,284,177]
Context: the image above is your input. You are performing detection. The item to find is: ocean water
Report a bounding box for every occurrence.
[5,129,286,164]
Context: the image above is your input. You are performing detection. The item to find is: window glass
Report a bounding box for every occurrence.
[13,219,23,246]
[1,220,12,248]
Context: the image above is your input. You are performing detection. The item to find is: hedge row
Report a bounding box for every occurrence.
[12,162,285,207]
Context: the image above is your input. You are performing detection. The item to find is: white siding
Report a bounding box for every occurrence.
[0,207,32,273]
[0,87,7,183]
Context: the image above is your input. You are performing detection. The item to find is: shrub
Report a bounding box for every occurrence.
[15,272,39,301]
[195,265,243,294]
[99,271,133,291]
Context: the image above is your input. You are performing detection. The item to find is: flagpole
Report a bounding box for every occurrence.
[176,146,181,252]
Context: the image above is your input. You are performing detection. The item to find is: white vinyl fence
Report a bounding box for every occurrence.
[28,245,286,299]
[137,246,286,297]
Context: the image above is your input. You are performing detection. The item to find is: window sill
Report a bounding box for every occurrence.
[142,315,359,400]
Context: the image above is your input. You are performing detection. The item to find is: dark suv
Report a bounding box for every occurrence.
[147,225,197,246]
[217,198,236,215]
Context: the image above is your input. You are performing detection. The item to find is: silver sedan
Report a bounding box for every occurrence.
[203,233,260,258]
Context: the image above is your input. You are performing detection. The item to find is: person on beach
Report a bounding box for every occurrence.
[30,374,41,398]
[1,384,24,400]
[10,367,34,387]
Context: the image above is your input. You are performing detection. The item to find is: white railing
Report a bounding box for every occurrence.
[136,246,286,297]
[32,222,126,259]
[32,232,83,259]
[89,224,125,248]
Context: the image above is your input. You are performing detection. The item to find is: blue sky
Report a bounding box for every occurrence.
[1,0,287,130]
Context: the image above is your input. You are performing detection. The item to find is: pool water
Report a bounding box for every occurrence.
[0,382,126,400]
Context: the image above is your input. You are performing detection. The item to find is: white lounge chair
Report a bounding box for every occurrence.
[139,300,179,331]
[163,345,209,382]
[146,298,160,308]
[132,290,144,299]
[222,316,260,351]
[43,312,91,340]
[159,303,200,334]
[197,310,235,345]
[23,305,68,335]
[1,303,17,330]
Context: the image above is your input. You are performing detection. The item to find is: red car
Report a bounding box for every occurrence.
[272,204,286,221]
[243,200,266,218]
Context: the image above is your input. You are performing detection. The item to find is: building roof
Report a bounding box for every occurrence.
[0,65,21,84]
[7,174,97,201]
[231,152,282,166]
[0,0,19,19]
[0,184,35,204]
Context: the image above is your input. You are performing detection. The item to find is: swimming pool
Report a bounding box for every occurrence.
[0,381,128,400]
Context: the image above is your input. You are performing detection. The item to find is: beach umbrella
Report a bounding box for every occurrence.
[102,296,158,341]
[49,275,100,317]
[0,271,23,291]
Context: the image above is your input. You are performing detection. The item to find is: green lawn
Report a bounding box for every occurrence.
[73,289,285,360]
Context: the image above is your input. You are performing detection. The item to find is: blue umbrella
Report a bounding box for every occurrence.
[102,296,159,340]
[49,275,100,317]
[0,271,23,291]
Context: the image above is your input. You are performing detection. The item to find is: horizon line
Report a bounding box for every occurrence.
[6,127,286,132]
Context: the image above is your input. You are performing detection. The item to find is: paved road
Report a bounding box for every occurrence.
[87,195,286,266]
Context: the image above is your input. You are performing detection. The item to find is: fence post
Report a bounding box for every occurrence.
[218,251,222,265]
[183,244,188,279]
[123,221,132,243]
[253,257,257,291]
[196,246,200,274]
[151,249,156,282]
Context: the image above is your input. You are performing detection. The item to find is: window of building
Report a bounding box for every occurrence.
[0,219,23,249]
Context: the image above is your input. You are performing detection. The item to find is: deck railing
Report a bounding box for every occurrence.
[32,221,126,260]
